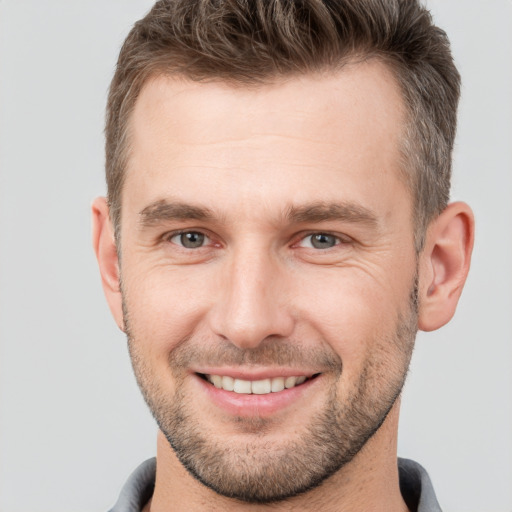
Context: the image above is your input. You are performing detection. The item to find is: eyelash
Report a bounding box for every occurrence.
[296,232,346,250]
[164,230,213,249]
[163,230,350,251]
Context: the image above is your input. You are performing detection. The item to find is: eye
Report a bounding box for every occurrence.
[169,231,209,249]
[299,233,340,249]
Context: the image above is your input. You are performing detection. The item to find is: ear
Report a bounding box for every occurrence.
[418,202,475,332]
[91,197,124,331]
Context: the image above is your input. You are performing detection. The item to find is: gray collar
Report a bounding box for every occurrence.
[109,457,441,512]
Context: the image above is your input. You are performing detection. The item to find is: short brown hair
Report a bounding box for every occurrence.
[105,0,460,249]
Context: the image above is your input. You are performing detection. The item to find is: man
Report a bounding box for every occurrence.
[92,0,474,510]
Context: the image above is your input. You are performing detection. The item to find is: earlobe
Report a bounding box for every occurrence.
[91,197,125,331]
[418,202,475,332]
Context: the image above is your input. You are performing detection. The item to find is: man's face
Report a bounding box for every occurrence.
[119,61,419,502]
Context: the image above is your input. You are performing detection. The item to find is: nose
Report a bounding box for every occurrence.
[208,246,295,349]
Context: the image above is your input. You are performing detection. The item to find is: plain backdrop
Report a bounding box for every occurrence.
[0,1,511,511]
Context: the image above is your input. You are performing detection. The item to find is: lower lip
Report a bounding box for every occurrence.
[194,374,320,417]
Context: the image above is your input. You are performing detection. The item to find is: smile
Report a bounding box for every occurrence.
[202,374,315,395]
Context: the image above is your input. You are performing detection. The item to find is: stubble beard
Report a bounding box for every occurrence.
[124,283,418,504]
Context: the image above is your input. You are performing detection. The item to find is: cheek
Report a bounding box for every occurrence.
[291,267,411,375]
[122,263,217,358]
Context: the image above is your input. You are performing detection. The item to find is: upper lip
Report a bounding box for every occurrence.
[193,367,319,380]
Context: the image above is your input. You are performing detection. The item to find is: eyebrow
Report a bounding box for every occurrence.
[138,199,379,229]
[285,202,378,227]
[139,199,214,227]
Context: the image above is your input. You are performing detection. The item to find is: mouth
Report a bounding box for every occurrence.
[197,373,320,395]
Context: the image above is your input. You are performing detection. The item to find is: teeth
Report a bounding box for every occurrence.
[206,374,309,394]
[221,376,234,391]
[251,379,271,395]
[284,376,297,389]
[233,378,252,394]
[210,375,223,388]
[271,377,285,392]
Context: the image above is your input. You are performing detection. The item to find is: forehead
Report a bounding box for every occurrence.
[123,60,409,224]
[130,59,405,148]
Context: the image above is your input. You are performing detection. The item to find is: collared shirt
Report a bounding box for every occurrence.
[108,457,442,511]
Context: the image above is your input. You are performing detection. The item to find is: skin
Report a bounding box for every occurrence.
[93,60,474,511]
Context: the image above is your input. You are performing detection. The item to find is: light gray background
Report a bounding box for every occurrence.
[0,2,510,511]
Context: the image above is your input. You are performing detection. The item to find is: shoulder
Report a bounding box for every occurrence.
[108,458,156,512]
[398,458,442,512]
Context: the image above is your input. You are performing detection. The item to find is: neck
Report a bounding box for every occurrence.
[147,402,408,512]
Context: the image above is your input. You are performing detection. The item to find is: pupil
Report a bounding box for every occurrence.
[312,233,335,249]
[181,232,204,248]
